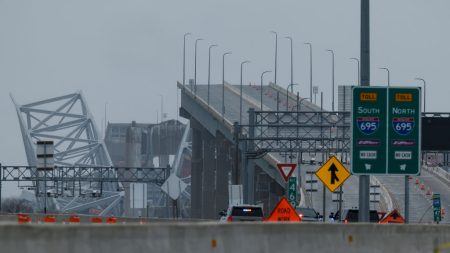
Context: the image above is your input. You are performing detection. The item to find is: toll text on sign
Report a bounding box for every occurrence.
[395,93,413,102]
[360,93,377,101]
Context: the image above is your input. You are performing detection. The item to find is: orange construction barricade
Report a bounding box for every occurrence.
[43,215,56,223]
[106,216,117,224]
[68,215,81,223]
[17,214,31,224]
[91,217,103,223]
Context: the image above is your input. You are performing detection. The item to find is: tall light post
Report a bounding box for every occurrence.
[415,77,426,112]
[304,43,313,102]
[260,71,272,110]
[326,49,335,111]
[286,83,298,110]
[240,60,250,124]
[350,57,360,86]
[270,31,278,85]
[379,67,390,87]
[207,44,218,105]
[222,51,232,117]
[194,38,203,94]
[285,36,294,90]
[183,33,191,86]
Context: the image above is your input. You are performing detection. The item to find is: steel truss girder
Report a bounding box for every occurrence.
[1,166,169,185]
[11,91,112,167]
[239,110,351,154]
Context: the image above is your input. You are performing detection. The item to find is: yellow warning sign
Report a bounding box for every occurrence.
[315,156,351,192]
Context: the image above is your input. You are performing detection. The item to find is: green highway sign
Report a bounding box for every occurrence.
[351,87,421,175]
[288,177,297,207]
[388,88,421,174]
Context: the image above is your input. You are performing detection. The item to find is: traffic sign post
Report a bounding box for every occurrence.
[351,87,421,175]
[288,177,297,207]
[433,193,441,223]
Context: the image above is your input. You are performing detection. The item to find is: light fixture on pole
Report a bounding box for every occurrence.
[260,71,272,110]
[222,51,232,117]
[350,57,360,86]
[207,44,218,105]
[194,38,203,94]
[415,77,426,112]
[326,49,335,112]
[183,33,191,86]
[270,31,278,85]
[304,42,313,102]
[379,67,390,87]
[240,60,250,124]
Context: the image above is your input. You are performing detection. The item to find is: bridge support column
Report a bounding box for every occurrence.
[202,132,216,219]
[190,120,203,218]
[216,132,230,215]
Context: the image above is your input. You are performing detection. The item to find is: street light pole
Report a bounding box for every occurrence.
[379,67,390,87]
[183,33,191,86]
[260,71,272,110]
[208,44,218,105]
[285,36,294,91]
[270,31,278,85]
[222,52,232,117]
[350,57,360,86]
[326,49,335,111]
[194,38,203,94]
[415,77,426,112]
[240,60,250,124]
[304,43,313,102]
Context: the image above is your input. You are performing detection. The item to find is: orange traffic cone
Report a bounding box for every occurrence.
[415,179,419,185]
[442,208,446,216]
[420,183,425,190]
[426,187,431,195]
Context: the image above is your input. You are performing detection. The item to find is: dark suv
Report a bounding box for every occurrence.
[334,209,380,223]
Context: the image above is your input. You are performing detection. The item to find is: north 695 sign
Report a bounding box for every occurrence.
[392,117,415,136]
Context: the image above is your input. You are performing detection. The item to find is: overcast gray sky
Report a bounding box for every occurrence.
[0,0,449,176]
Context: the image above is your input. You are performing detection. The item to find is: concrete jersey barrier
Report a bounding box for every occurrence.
[1,222,450,253]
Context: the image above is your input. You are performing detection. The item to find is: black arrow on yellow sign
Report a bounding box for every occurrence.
[328,164,339,185]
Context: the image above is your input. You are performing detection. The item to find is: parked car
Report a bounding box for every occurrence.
[219,205,264,222]
[295,207,322,222]
[334,209,380,223]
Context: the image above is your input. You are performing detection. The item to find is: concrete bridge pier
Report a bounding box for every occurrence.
[201,132,216,219]
[215,132,230,216]
[190,120,204,218]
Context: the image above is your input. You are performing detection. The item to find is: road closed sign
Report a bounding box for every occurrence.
[266,197,301,222]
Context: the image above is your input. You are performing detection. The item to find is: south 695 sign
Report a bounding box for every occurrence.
[357,117,379,135]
